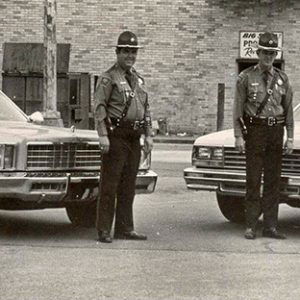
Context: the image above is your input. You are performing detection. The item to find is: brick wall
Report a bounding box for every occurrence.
[1,0,300,134]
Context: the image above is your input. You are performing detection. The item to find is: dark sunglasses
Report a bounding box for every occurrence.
[261,49,277,56]
[121,48,138,54]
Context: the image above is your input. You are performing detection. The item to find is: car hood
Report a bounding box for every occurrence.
[0,121,99,144]
[194,121,300,147]
[194,128,235,147]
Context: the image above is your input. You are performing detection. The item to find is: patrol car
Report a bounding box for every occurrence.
[184,104,300,223]
[0,90,157,227]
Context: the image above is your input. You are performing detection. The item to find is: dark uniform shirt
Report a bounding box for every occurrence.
[233,64,294,138]
[94,63,152,136]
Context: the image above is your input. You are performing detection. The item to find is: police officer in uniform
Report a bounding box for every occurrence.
[94,31,153,243]
[233,32,294,240]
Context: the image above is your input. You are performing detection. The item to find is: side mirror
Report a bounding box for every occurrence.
[28,111,44,124]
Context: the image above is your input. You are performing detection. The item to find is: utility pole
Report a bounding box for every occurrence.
[43,0,63,127]
[217,83,225,131]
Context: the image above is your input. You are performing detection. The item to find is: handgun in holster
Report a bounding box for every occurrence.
[238,117,248,139]
[104,117,115,132]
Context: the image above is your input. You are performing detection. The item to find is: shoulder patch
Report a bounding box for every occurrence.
[100,77,111,86]
[136,73,145,85]
[238,72,247,81]
[138,77,145,85]
[242,65,255,75]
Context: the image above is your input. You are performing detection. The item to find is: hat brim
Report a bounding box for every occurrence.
[115,44,143,48]
[256,45,282,51]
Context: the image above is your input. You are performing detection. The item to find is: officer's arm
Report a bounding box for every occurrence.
[94,75,112,137]
[143,93,153,154]
[144,94,152,137]
[135,71,152,137]
[282,78,294,140]
[233,74,247,138]
[282,77,294,154]
[233,74,247,153]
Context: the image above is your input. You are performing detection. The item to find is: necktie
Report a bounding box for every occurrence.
[125,70,133,89]
[262,71,270,86]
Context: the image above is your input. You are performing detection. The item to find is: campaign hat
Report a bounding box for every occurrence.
[257,32,281,51]
[115,31,142,48]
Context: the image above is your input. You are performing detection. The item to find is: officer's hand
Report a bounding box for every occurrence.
[143,136,153,155]
[99,136,110,153]
[284,139,293,155]
[235,136,245,153]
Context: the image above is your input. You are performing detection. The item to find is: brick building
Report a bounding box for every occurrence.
[0,0,299,134]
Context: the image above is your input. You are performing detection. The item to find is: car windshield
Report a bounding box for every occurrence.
[0,90,28,122]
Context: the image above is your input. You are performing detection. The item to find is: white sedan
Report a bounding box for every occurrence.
[184,104,300,223]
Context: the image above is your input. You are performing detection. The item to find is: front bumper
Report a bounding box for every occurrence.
[0,170,158,203]
[183,166,300,200]
[136,170,158,194]
[0,173,100,203]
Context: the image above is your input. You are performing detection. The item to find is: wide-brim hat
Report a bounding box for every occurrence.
[115,31,142,48]
[256,31,282,51]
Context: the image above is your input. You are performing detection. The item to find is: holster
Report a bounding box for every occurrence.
[238,117,248,139]
[105,117,115,133]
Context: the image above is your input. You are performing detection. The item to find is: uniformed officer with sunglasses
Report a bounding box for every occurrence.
[94,31,153,243]
[233,32,294,240]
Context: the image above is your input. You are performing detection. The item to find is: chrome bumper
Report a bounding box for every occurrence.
[183,167,300,199]
[136,170,158,194]
[0,174,100,202]
[0,170,158,203]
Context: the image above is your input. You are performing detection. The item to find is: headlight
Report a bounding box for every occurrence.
[139,150,151,172]
[192,146,223,167]
[0,144,15,169]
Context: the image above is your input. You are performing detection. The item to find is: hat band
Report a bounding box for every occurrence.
[116,44,142,48]
[257,45,282,51]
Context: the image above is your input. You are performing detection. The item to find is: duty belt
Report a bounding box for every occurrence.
[111,118,145,130]
[244,115,285,127]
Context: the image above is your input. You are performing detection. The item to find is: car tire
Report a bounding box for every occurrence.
[65,201,97,228]
[216,193,245,224]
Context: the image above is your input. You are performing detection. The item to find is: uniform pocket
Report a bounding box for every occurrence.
[273,85,285,105]
[112,81,131,103]
[248,83,263,104]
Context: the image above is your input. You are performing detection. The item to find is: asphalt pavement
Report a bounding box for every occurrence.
[0,143,300,300]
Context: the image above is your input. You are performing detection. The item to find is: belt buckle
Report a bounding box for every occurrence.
[267,117,276,126]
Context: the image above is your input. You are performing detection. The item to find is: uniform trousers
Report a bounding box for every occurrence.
[96,127,141,234]
[244,123,284,230]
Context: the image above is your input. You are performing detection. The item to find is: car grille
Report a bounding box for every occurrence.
[27,142,101,170]
[25,171,100,177]
[224,147,300,174]
[223,148,246,170]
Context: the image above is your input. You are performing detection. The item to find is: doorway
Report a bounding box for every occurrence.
[237,59,283,73]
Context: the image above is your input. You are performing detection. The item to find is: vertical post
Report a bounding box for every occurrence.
[43,0,63,127]
[217,83,225,131]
